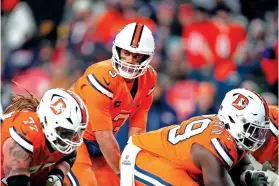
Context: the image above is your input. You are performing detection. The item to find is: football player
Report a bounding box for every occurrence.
[120,88,270,186]
[250,105,278,186]
[64,22,157,186]
[252,105,278,172]
[1,88,88,186]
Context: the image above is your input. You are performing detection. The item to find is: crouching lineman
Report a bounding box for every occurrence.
[120,88,271,186]
[1,88,88,186]
[250,105,278,186]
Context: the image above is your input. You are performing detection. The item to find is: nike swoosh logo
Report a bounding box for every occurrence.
[103,77,110,86]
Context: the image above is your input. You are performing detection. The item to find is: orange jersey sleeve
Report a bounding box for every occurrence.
[74,60,115,132]
[1,111,69,178]
[1,111,42,156]
[130,67,157,128]
[81,85,112,131]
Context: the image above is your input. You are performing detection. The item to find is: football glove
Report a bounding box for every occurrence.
[241,170,271,186]
[45,175,63,186]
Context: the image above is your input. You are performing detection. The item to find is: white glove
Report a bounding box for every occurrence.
[45,175,63,186]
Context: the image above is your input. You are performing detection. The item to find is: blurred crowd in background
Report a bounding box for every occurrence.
[1,0,278,149]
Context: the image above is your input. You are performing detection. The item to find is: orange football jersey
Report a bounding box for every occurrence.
[73,59,157,141]
[252,105,278,170]
[132,115,246,181]
[1,111,67,183]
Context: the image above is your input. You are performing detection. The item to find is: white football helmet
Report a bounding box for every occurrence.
[217,88,270,152]
[37,89,88,154]
[112,22,155,79]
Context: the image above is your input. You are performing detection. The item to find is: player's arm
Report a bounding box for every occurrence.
[230,154,253,185]
[95,130,121,174]
[81,83,120,174]
[45,150,76,186]
[191,143,235,186]
[129,91,153,137]
[3,137,32,186]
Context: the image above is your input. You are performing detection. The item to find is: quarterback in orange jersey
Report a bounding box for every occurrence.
[64,22,157,186]
[252,105,278,172]
[120,88,271,186]
[1,89,88,186]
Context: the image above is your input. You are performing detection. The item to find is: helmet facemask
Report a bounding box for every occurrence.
[42,116,86,154]
[112,45,152,79]
[233,120,269,152]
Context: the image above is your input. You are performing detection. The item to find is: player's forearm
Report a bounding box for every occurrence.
[239,155,254,178]
[95,130,121,174]
[230,154,254,185]
[101,143,121,174]
[54,161,70,176]
[100,139,121,174]
[4,166,30,178]
[54,150,76,175]
[3,138,31,178]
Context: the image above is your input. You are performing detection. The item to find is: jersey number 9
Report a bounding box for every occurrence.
[168,118,212,145]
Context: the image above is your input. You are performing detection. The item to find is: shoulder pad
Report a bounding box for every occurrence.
[82,60,117,100]
[9,111,42,153]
